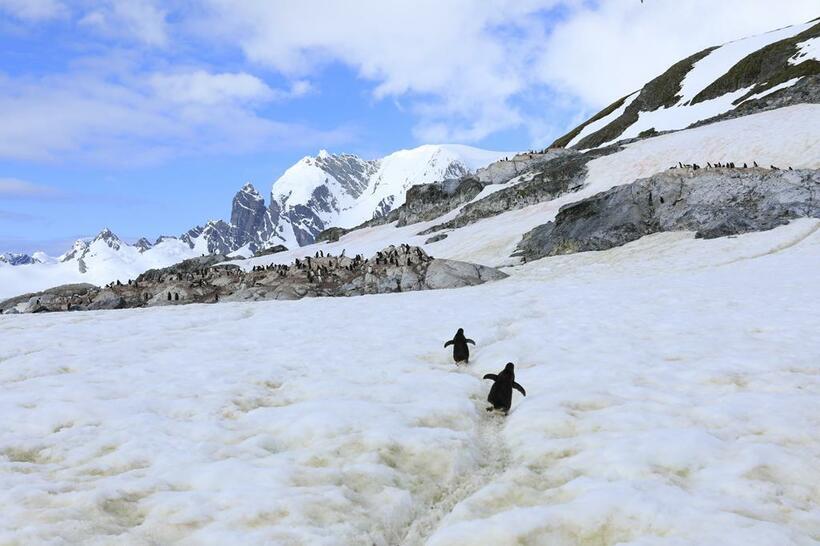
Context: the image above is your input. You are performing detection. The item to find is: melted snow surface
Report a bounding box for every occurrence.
[1,219,818,545]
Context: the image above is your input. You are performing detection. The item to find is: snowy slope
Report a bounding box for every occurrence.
[1,218,818,544]
[554,19,820,150]
[234,104,820,271]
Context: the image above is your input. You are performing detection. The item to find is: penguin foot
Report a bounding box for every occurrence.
[486,406,494,412]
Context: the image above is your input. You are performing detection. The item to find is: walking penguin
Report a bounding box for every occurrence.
[444,328,475,364]
[483,363,526,414]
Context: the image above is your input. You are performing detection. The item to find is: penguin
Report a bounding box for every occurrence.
[444,328,475,364]
[483,363,526,414]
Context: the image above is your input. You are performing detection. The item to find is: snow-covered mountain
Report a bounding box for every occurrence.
[0,252,46,266]
[553,18,820,149]
[0,144,507,298]
[175,144,507,255]
[269,145,509,246]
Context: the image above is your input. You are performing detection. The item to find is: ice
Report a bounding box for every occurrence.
[1,218,818,544]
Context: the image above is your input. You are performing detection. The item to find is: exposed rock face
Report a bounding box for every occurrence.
[514,168,820,262]
[395,177,486,227]
[474,150,575,184]
[134,238,153,252]
[315,227,350,244]
[181,184,281,255]
[420,148,616,235]
[1,246,507,314]
[230,183,275,249]
[253,245,288,257]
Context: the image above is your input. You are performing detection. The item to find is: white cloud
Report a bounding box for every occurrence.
[201,0,566,143]
[0,65,353,165]
[0,0,66,21]
[150,71,276,105]
[2,0,816,159]
[78,0,168,47]
[538,0,820,107]
[198,0,818,144]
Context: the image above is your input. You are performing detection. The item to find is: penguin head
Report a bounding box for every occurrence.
[457,328,464,335]
[504,362,515,372]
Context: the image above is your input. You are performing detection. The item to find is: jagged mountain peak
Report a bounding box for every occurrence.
[239,181,262,197]
[135,238,154,253]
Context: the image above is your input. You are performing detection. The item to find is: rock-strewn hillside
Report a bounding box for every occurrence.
[552,19,820,150]
[514,167,820,261]
[0,246,507,314]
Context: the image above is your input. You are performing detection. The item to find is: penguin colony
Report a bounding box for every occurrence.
[669,161,795,171]
[444,328,527,415]
[101,243,434,303]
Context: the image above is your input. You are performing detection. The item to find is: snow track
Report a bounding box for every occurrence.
[400,384,511,545]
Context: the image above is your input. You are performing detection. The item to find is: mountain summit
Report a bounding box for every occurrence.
[175,144,508,254]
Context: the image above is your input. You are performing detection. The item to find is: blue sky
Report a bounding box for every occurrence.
[0,0,816,254]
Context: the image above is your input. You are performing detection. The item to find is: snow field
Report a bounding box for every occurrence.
[1,218,819,544]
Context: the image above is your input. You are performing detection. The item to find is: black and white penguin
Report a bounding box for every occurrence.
[483,362,526,414]
[444,328,475,364]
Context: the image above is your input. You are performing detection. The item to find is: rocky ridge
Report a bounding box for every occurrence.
[0,245,507,314]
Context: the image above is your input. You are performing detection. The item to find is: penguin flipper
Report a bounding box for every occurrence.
[513,382,526,396]
[483,374,498,381]
[466,338,476,345]
[444,340,454,348]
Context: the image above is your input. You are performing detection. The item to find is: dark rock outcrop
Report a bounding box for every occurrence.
[395,177,485,227]
[253,245,288,257]
[514,168,820,262]
[315,227,350,244]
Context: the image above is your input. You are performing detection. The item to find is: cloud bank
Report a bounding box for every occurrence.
[0,0,816,163]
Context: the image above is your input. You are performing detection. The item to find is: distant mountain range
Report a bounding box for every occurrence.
[2,17,818,301]
[0,144,507,286]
